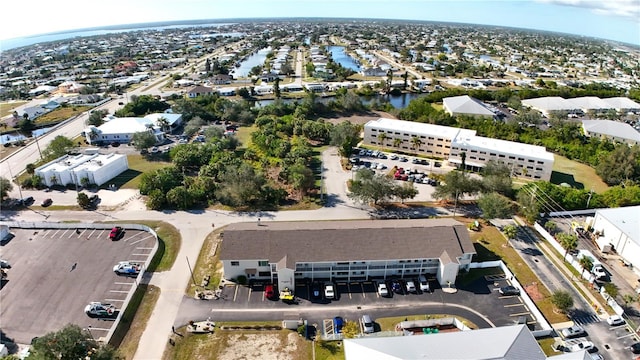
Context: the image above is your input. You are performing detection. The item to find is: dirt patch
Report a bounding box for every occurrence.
[218,332,302,360]
[322,110,396,125]
[524,283,544,301]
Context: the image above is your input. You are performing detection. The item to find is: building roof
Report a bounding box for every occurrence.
[144,112,183,126]
[343,325,546,360]
[582,120,640,143]
[96,117,159,135]
[221,219,475,264]
[186,85,213,94]
[365,118,476,141]
[595,206,640,246]
[565,96,610,110]
[443,95,495,117]
[452,135,555,163]
[600,97,640,110]
[522,97,573,111]
[35,153,126,173]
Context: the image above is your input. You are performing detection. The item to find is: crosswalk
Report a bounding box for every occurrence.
[571,313,601,325]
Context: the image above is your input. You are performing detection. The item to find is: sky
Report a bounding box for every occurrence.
[2,0,639,45]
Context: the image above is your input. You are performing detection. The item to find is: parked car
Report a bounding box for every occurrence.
[324,284,335,299]
[391,280,403,294]
[41,198,52,207]
[377,283,389,297]
[110,142,120,147]
[84,302,116,318]
[113,261,141,275]
[592,266,607,280]
[418,275,430,292]
[150,146,159,153]
[561,325,586,339]
[566,338,594,353]
[499,285,520,296]
[362,315,375,334]
[333,316,344,333]
[606,314,625,326]
[0,260,11,269]
[311,283,321,300]
[389,154,398,160]
[629,342,640,354]
[20,196,34,206]
[399,157,408,162]
[264,284,276,300]
[405,281,417,293]
[109,226,124,240]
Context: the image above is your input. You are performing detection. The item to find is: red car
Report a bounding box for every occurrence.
[265,284,275,300]
[109,226,124,240]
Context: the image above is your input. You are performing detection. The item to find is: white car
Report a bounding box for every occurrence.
[606,314,625,326]
[566,339,594,353]
[84,302,116,318]
[113,261,141,275]
[405,281,417,293]
[376,163,387,170]
[324,284,335,299]
[377,283,389,297]
[592,266,607,279]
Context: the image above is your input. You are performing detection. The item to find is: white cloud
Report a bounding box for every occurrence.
[538,0,640,19]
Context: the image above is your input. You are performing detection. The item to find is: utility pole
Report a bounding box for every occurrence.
[6,161,23,199]
[586,188,594,208]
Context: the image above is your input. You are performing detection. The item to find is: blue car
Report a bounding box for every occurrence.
[333,317,344,333]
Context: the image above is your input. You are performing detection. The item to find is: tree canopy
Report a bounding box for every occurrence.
[0,177,13,199]
[131,131,157,150]
[114,95,169,117]
[28,324,119,360]
[43,136,75,161]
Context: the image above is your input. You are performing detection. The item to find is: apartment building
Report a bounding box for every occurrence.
[363,118,555,180]
[220,219,475,292]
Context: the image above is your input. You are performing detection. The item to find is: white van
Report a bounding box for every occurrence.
[362,314,375,334]
[419,275,430,292]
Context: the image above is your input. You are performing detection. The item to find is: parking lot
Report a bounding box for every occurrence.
[0,226,156,344]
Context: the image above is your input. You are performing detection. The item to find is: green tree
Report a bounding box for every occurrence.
[342,320,360,339]
[286,163,315,198]
[215,163,268,208]
[0,177,13,199]
[477,193,514,219]
[432,171,481,202]
[551,290,574,313]
[378,132,388,146]
[393,138,402,148]
[43,136,75,161]
[557,232,578,259]
[480,161,513,197]
[131,131,157,151]
[26,163,36,175]
[393,182,419,204]
[77,192,90,209]
[156,116,170,133]
[28,324,118,360]
[348,169,396,205]
[596,145,640,186]
[410,136,422,151]
[145,189,165,210]
[603,283,619,298]
[502,224,518,240]
[578,256,594,275]
[88,110,108,127]
[544,221,558,235]
[273,77,281,99]
[166,186,193,210]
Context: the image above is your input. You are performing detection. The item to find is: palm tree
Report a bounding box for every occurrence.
[579,256,594,276]
[157,116,170,134]
[393,138,402,148]
[557,233,578,260]
[410,136,422,152]
[378,132,388,146]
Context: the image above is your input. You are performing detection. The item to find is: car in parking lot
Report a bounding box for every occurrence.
[113,261,141,276]
[561,325,586,339]
[333,316,344,333]
[405,280,417,293]
[418,275,430,292]
[389,154,398,160]
[20,196,34,206]
[391,280,403,294]
[362,314,375,334]
[311,282,321,300]
[109,226,124,240]
[41,198,52,207]
[606,314,625,326]
[566,338,595,353]
[325,284,335,299]
[629,342,640,354]
[377,283,389,297]
[499,285,520,296]
[265,284,276,300]
[84,302,116,318]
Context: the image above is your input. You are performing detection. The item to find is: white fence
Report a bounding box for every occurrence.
[0,221,159,343]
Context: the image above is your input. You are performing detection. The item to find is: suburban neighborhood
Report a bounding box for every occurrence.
[1,17,640,360]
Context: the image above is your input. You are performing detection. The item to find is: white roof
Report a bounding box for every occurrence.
[566,96,610,110]
[35,153,126,173]
[595,206,640,246]
[522,97,574,111]
[601,97,640,110]
[97,117,159,135]
[344,325,546,360]
[443,95,495,116]
[366,118,476,140]
[144,113,182,126]
[452,135,555,162]
[582,120,640,142]
[73,153,125,172]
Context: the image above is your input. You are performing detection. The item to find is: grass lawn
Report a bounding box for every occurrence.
[314,340,345,360]
[0,101,27,118]
[376,314,478,331]
[464,218,569,323]
[109,154,171,189]
[185,229,223,297]
[537,337,557,357]
[110,285,160,360]
[114,220,181,272]
[551,154,608,193]
[235,124,257,148]
[33,106,87,125]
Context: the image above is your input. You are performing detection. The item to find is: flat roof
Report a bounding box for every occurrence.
[98,117,157,134]
[452,135,555,162]
[582,120,640,142]
[73,153,126,172]
[35,153,127,172]
[596,206,640,245]
[221,219,475,264]
[443,95,495,116]
[365,118,476,140]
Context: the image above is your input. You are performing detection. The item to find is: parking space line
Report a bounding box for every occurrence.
[509,312,531,317]
[105,299,125,302]
[109,290,129,293]
[52,229,62,238]
[248,287,252,302]
[88,229,97,238]
[114,282,134,285]
[128,238,148,246]
[233,285,238,302]
[504,303,526,307]
[130,253,151,256]
[617,333,636,340]
[137,247,154,250]
[88,327,111,332]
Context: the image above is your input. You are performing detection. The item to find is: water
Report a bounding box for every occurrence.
[328,46,361,72]
[1,22,236,51]
[231,47,271,78]
[253,92,426,109]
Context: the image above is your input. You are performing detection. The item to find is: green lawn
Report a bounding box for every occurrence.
[108,154,171,189]
[33,106,87,125]
[235,125,257,148]
[551,154,608,193]
[0,101,27,118]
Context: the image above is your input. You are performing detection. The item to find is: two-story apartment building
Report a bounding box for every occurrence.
[363,118,555,181]
[220,219,476,292]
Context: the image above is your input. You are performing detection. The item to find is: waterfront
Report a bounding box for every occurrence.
[254,92,424,109]
[328,46,361,72]
[230,47,271,78]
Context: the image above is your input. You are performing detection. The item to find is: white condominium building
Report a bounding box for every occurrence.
[363,118,555,181]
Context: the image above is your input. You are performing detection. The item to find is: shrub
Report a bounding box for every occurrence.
[236,275,247,285]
